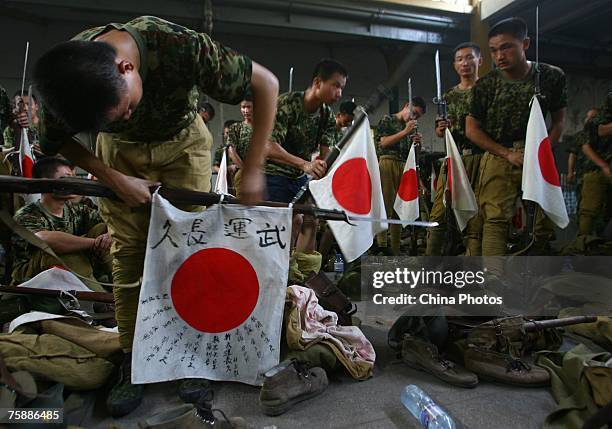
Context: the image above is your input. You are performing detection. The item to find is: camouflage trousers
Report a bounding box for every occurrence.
[578,163,612,236]
[11,222,111,292]
[426,153,483,256]
[477,149,554,256]
[97,115,212,352]
[376,156,404,255]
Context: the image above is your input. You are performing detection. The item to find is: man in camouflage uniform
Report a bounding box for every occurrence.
[566,109,598,213]
[12,157,111,286]
[374,97,426,256]
[466,17,567,256]
[265,58,347,202]
[33,16,278,416]
[426,42,484,256]
[225,97,253,199]
[578,95,612,236]
[3,91,41,153]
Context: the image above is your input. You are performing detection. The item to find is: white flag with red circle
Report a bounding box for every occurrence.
[214,147,229,195]
[309,116,386,262]
[393,144,419,223]
[133,193,291,386]
[444,129,478,231]
[19,129,39,204]
[521,97,569,228]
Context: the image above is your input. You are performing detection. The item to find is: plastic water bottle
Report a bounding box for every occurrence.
[400,385,456,429]
[333,253,344,273]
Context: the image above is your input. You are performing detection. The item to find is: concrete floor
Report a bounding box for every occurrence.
[81,306,562,429]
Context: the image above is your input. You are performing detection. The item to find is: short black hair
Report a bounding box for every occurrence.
[311,58,348,83]
[488,17,528,41]
[338,100,357,116]
[32,156,73,179]
[411,96,427,114]
[453,42,481,58]
[12,90,37,102]
[33,40,127,133]
[224,119,238,129]
[199,102,215,117]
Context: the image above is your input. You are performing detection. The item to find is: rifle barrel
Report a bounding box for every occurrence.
[523,315,597,332]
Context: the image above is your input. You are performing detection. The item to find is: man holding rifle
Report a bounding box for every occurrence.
[426,42,484,256]
[466,17,566,256]
[33,15,278,416]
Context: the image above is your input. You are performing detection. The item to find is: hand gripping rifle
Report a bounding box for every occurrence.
[433,50,462,256]
[289,50,426,206]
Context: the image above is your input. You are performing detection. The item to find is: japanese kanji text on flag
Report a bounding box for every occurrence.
[521,96,569,228]
[133,193,291,386]
[309,116,387,262]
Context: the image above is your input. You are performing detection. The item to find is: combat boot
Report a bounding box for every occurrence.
[401,335,478,388]
[106,353,143,417]
[464,346,550,387]
[137,403,248,429]
[259,359,328,416]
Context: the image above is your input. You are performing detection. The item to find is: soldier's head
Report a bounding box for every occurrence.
[33,156,76,200]
[310,59,348,105]
[240,95,253,121]
[585,108,599,124]
[400,97,427,122]
[198,102,215,123]
[453,42,482,79]
[12,91,39,118]
[488,17,529,73]
[33,40,143,133]
[223,120,238,139]
[336,100,356,128]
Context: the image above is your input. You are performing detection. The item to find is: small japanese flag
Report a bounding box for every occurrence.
[309,116,387,262]
[521,97,569,228]
[444,129,478,231]
[19,129,38,204]
[214,147,229,195]
[393,144,419,223]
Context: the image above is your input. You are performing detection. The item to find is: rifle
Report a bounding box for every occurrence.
[434,50,463,256]
[523,315,597,332]
[0,285,114,304]
[0,176,436,228]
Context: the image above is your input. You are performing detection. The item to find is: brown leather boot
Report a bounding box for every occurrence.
[464,346,550,387]
[402,335,478,388]
[138,403,248,429]
[259,359,328,416]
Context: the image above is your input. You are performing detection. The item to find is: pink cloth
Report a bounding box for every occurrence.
[287,285,376,371]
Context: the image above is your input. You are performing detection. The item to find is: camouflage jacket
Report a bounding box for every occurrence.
[470,62,567,144]
[445,86,483,154]
[265,91,336,178]
[227,121,252,161]
[374,114,411,160]
[13,200,103,269]
[39,16,252,155]
[0,86,11,146]
[3,125,39,150]
[586,104,612,165]
[565,130,592,185]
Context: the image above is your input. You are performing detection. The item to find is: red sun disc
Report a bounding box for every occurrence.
[537,137,560,186]
[397,168,418,201]
[331,157,372,215]
[171,248,259,333]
